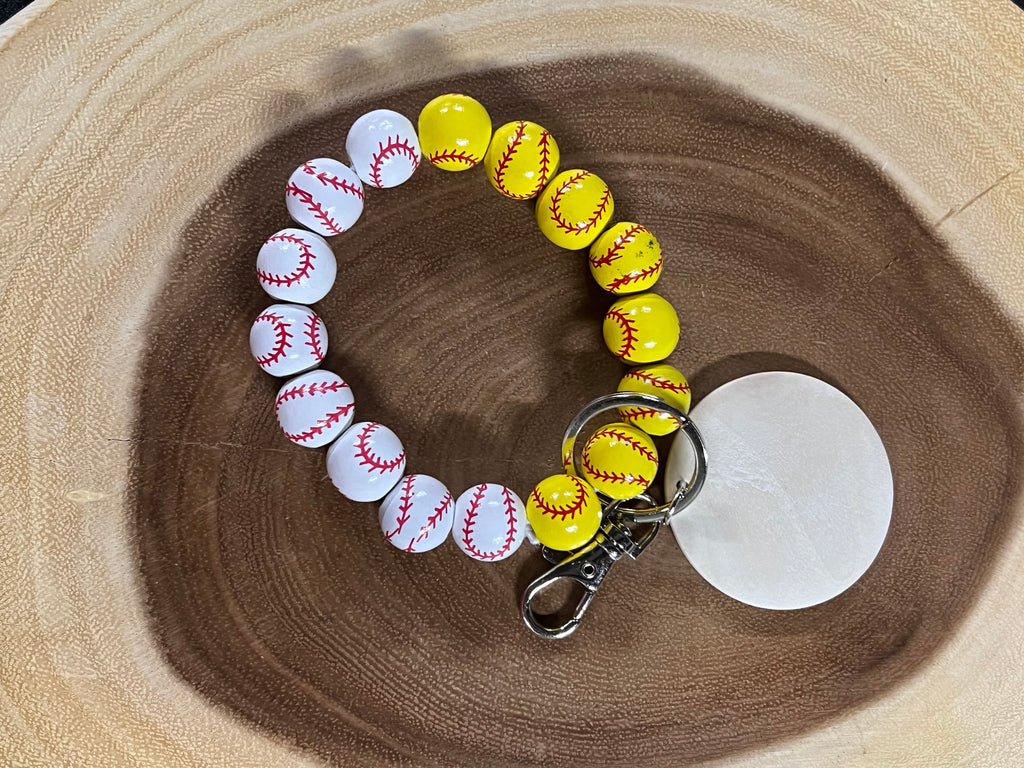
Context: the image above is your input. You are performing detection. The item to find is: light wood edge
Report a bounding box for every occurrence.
[0,0,59,49]
[1,0,1023,765]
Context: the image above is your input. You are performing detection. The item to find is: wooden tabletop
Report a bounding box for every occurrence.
[2,1,1023,766]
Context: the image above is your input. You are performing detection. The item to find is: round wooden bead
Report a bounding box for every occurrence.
[249,303,326,378]
[256,228,337,304]
[588,223,663,294]
[418,93,492,171]
[285,158,364,236]
[327,421,407,502]
[581,422,658,500]
[525,474,603,551]
[535,169,614,250]
[274,370,354,449]
[483,120,559,199]
[617,363,692,436]
[602,292,680,364]
[379,474,455,553]
[453,484,526,562]
[345,109,421,189]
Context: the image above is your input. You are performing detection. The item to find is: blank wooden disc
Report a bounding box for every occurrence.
[666,372,893,609]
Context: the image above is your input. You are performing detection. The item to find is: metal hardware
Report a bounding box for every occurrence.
[521,498,661,639]
[560,392,709,524]
[522,395,708,638]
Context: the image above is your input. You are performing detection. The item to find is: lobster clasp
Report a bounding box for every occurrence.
[521,392,708,639]
[520,540,611,640]
[520,504,661,639]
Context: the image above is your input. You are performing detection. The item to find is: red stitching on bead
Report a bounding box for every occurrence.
[284,403,354,443]
[257,233,317,288]
[354,422,405,474]
[605,307,638,360]
[547,171,611,236]
[460,485,487,558]
[618,406,679,427]
[369,136,419,188]
[618,407,681,434]
[606,255,663,292]
[302,313,324,362]
[414,491,453,545]
[589,224,647,268]
[268,232,307,245]
[527,129,554,197]
[286,182,343,234]
[254,312,292,367]
[428,148,479,166]
[301,162,364,199]
[529,476,590,521]
[593,426,658,463]
[274,378,347,415]
[582,451,650,488]
[497,486,519,557]
[493,121,531,199]
[622,369,691,395]
[385,475,416,542]
[562,450,574,473]
[460,485,518,561]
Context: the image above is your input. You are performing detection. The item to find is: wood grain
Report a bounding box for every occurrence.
[2,2,1024,767]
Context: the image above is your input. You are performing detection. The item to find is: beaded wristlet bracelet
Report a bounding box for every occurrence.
[248,94,709,637]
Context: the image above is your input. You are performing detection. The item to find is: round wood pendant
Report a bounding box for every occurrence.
[665,371,893,609]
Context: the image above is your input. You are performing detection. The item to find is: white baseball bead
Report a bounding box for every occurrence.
[345,109,421,189]
[250,303,327,378]
[285,158,365,236]
[379,474,455,553]
[327,422,407,502]
[453,484,526,562]
[274,370,354,448]
[256,228,337,304]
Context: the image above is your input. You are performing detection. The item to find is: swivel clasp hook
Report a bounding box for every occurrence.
[520,540,609,640]
[521,499,661,639]
[520,392,709,639]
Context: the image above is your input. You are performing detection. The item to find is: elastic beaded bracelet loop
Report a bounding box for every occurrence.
[247,93,707,636]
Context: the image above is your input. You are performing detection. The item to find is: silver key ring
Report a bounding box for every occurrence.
[560,391,709,524]
[520,392,709,639]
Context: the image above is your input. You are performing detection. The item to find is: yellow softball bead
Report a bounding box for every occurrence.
[418,93,492,171]
[581,423,658,500]
[535,170,614,250]
[525,474,603,551]
[602,292,680,364]
[483,120,559,199]
[589,223,663,293]
[617,364,692,436]
[561,437,576,475]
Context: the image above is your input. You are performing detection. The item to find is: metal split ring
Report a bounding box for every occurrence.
[560,391,708,524]
[520,392,709,639]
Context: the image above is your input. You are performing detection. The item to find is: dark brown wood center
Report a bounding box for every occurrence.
[132,54,1024,766]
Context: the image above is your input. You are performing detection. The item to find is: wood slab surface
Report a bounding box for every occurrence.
[2,1,1024,766]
